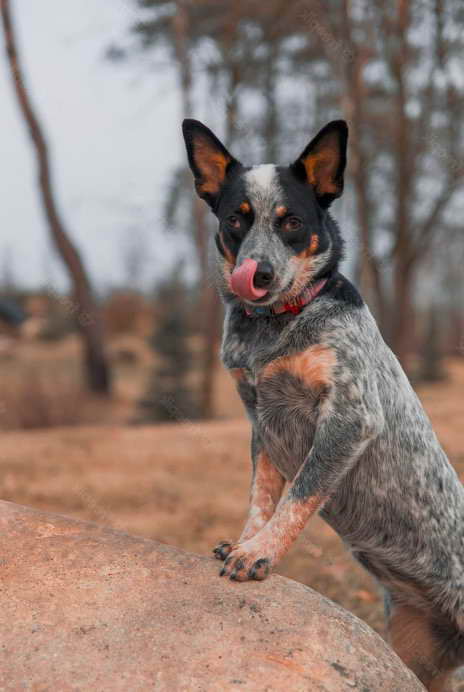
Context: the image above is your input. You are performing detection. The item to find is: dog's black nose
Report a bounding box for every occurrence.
[254,261,274,288]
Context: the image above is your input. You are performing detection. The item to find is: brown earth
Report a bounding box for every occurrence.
[0,358,463,644]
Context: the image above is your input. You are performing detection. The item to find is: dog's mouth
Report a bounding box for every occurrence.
[230,259,269,302]
[227,258,295,307]
[252,278,294,305]
[229,259,297,306]
[247,292,272,305]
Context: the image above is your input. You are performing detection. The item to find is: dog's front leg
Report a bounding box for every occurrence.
[239,434,285,542]
[220,397,383,582]
[214,430,285,561]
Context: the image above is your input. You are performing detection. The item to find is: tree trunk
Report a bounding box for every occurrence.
[0,0,111,394]
[391,258,414,367]
[173,0,219,419]
[198,281,221,419]
[420,306,445,383]
[263,43,279,163]
[311,2,388,330]
[192,196,219,419]
[346,91,387,330]
[389,0,414,367]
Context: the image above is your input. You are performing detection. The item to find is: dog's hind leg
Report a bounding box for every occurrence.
[387,602,463,691]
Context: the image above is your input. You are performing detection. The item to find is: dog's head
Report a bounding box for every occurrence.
[182,118,347,306]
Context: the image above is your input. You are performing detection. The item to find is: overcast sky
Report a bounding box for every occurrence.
[0,1,356,293]
[0,0,184,291]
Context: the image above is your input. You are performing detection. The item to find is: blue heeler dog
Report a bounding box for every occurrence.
[182,118,464,690]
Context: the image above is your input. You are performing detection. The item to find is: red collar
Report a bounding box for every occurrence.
[244,278,327,317]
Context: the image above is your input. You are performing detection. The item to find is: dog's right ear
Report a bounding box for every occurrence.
[182,119,240,208]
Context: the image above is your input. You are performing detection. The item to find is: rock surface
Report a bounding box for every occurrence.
[0,501,423,691]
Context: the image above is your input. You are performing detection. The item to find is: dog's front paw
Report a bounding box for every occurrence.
[219,540,272,582]
[212,540,234,561]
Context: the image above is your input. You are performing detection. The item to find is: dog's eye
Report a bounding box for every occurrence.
[282,216,303,233]
[226,215,241,230]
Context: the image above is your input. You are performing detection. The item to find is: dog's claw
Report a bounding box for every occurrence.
[219,544,273,582]
[229,558,245,581]
[213,540,234,561]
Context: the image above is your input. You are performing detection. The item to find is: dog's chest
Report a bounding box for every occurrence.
[255,366,320,480]
[221,304,303,371]
[222,311,321,480]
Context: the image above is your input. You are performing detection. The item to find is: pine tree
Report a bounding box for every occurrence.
[139,271,198,422]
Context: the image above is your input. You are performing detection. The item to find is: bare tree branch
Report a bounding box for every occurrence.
[0,0,111,393]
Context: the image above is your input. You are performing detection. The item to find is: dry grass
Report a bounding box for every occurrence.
[0,368,99,430]
[1,358,463,640]
[0,335,154,429]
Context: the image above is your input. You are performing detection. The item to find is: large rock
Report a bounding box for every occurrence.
[0,501,423,691]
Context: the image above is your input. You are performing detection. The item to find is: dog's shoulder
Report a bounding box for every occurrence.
[323,272,364,310]
[291,272,372,355]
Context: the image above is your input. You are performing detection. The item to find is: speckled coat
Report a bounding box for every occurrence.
[182,117,464,690]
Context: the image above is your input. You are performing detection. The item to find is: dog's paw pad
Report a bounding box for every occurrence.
[248,558,270,581]
[220,549,272,582]
[229,558,248,581]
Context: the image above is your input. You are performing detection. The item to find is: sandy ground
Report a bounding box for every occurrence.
[1,358,463,641]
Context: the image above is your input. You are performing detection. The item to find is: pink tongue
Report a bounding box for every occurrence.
[230,258,268,301]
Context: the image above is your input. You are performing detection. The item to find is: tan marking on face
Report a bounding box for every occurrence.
[303,233,319,257]
[280,255,316,302]
[223,259,235,293]
[239,201,251,214]
[296,233,319,259]
[275,205,287,217]
[303,150,339,196]
[219,232,235,265]
[239,450,284,542]
[260,344,337,393]
[195,136,230,195]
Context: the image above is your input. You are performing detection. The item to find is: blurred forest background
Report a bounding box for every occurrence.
[0,0,463,636]
[0,0,463,429]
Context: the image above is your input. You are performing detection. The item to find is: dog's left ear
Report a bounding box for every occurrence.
[291,120,348,207]
[182,119,240,209]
